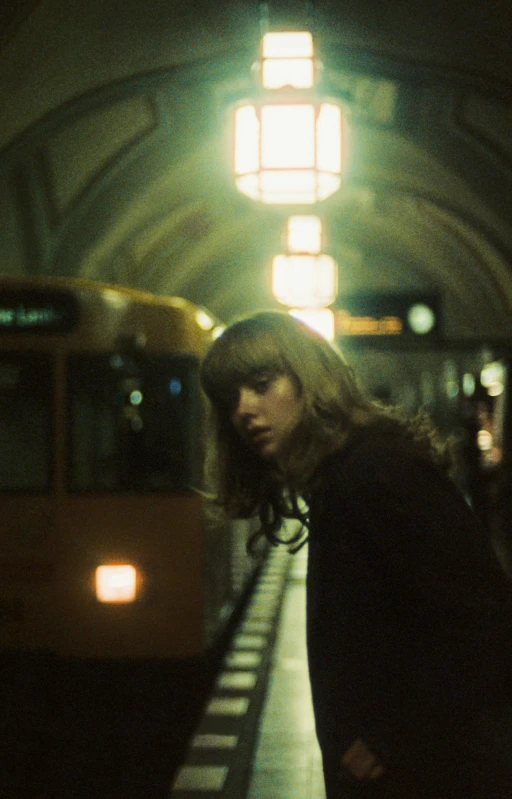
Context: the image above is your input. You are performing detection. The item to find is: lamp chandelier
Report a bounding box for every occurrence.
[272,215,338,308]
[233,31,349,204]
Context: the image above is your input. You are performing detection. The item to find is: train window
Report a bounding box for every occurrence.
[67,353,201,492]
[0,354,53,491]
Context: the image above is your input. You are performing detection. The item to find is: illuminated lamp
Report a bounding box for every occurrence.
[407,303,436,335]
[288,214,322,252]
[272,215,337,308]
[290,308,335,341]
[477,429,493,451]
[233,31,349,204]
[488,382,504,398]
[481,361,505,390]
[273,254,336,307]
[95,564,138,603]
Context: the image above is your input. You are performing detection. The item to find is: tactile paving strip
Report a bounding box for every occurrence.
[169,545,292,798]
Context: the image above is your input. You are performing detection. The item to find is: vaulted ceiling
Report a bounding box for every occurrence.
[0,0,511,344]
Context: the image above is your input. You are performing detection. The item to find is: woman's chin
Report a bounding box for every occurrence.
[252,441,278,461]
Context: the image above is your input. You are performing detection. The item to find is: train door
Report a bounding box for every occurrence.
[0,352,56,651]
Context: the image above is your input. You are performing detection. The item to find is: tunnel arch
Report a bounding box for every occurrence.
[0,13,510,341]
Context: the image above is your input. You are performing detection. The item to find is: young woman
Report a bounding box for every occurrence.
[200,310,512,798]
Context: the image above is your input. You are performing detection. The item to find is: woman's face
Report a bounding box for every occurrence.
[230,372,302,462]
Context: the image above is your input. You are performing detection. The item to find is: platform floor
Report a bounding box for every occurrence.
[245,547,326,799]
[170,545,326,799]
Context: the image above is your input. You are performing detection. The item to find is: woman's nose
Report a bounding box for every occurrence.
[234,387,257,420]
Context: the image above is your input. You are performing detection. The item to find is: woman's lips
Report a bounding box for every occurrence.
[248,427,271,443]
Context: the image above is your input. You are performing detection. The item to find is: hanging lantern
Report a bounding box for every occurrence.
[273,254,337,307]
[272,216,337,307]
[233,31,349,204]
[289,308,335,341]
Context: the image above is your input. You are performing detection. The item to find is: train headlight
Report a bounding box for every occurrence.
[95,564,138,603]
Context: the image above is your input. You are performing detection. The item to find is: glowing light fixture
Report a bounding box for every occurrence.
[288,214,322,252]
[488,382,504,398]
[129,390,143,406]
[272,216,337,308]
[407,303,436,335]
[261,31,314,88]
[477,429,493,451]
[95,564,138,603]
[290,308,335,341]
[273,254,337,307]
[481,361,504,389]
[233,31,349,204]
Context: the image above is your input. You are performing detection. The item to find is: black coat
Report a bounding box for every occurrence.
[307,426,512,798]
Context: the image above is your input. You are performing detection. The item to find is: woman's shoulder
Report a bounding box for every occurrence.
[317,417,452,498]
[327,419,422,465]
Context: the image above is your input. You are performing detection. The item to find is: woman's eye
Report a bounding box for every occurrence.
[225,390,239,411]
[253,377,271,393]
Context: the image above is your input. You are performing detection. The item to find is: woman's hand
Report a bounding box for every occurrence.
[341,738,385,781]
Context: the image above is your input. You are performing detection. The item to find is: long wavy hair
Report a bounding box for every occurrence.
[200,311,453,551]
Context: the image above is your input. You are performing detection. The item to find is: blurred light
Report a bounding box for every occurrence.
[95,565,138,603]
[316,104,343,175]
[263,58,314,90]
[407,303,436,334]
[169,378,182,396]
[103,289,129,310]
[477,430,493,451]
[261,105,315,167]
[488,381,504,398]
[110,354,124,369]
[273,254,337,308]
[234,106,259,177]
[443,360,458,400]
[462,373,476,397]
[262,32,314,89]
[129,390,143,405]
[446,380,459,400]
[234,102,346,203]
[290,308,335,341]
[287,216,322,253]
[195,309,215,331]
[212,325,226,339]
[481,361,504,388]
[263,31,314,58]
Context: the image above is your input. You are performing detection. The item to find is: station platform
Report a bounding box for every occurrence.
[170,545,326,799]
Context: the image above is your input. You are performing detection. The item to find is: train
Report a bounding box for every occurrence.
[0,276,259,661]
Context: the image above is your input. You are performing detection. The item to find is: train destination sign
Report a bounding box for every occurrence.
[0,290,78,333]
[333,292,440,338]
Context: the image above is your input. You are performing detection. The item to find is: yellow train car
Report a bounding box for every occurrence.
[0,276,255,660]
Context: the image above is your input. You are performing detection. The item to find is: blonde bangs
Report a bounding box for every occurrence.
[201,327,287,407]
